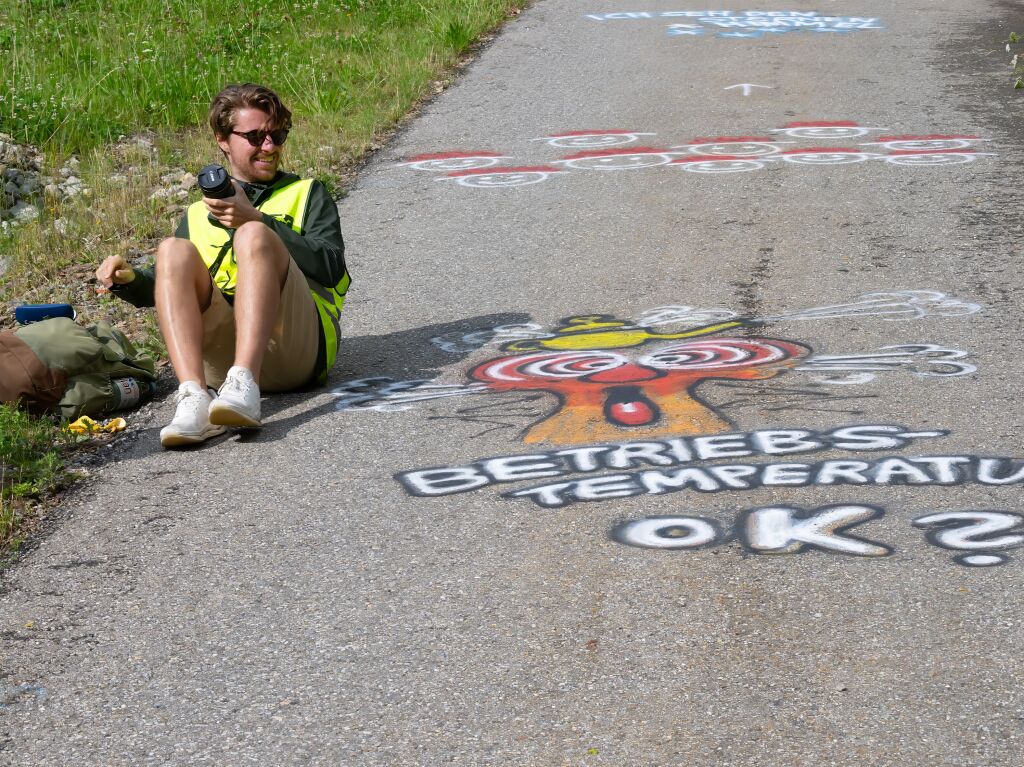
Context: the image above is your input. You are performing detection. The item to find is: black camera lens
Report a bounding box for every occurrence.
[197,164,235,199]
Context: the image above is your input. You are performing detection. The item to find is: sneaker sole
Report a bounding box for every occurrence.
[208,403,262,428]
[160,425,227,448]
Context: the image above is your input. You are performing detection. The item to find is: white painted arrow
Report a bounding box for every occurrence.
[724,83,773,96]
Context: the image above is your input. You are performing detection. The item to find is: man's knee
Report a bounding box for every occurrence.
[233,222,288,265]
[155,237,212,304]
[155,237,204,275]
[234,221,281,248]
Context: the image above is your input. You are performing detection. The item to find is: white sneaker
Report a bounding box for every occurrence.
[160,381,226,448]
[208,366,262,428]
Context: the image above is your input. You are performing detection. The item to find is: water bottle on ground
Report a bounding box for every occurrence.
[109,377,156,412]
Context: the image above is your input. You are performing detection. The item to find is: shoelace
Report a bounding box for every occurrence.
[174,387,207,408]
[223,372,252,396]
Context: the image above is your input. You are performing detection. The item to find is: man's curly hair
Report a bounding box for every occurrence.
[208,83,292,139]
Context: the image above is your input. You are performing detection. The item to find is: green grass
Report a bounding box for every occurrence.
[0,0,529,312]
[1,0,525,153]
[0,0,529,557]
[1,403,70,553]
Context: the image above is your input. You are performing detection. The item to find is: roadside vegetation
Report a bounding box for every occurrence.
[0,403,71,557]
[1008,32,1024,88]
[0,0,530,557]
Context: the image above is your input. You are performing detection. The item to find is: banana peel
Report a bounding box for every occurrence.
[67,416,127,435]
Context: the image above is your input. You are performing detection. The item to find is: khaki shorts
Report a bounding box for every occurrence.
[201,257,319,391]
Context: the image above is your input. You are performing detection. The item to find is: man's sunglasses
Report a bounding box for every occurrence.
[230,128,290,147]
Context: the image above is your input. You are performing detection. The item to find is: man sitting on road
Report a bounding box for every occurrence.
[97,83,350,448]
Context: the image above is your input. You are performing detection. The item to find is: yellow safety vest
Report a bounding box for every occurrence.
[186,179,350,384]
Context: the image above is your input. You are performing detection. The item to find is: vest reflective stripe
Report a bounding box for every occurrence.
[310,271,350,384]
[186,178,349,384]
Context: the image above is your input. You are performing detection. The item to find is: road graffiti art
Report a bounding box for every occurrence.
[671,156,770,173]
[613,507,1024,566]
[362,290,1020,568]
[552,148,678,170]
[882,150,995,166]
[499,453,1024,509]
[779,148,879,165]
[398,151,509,171]
[395,425,1024,568]
[769,121,885,139]
[674,137,787,156]
[466,317,810,444]
[441,166,567,188]
[864,135,989,151]
[531,130,656,148]
[585,11,883,39]
[396,424,953,498]
[396,426,1024,508]
[797,344,976,385]
[398,125,995,188]
[912,512,1024,566]
[335,291,979,442]
[615,505,893,557]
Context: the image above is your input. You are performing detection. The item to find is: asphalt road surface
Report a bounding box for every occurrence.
[3,1,1024,764]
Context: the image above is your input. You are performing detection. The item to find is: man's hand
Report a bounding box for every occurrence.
[96,255,135,290]
[204,181,263,228]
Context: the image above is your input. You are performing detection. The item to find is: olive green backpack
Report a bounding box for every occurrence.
[0,318,157,419]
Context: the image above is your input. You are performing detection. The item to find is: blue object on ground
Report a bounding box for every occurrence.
[14,303,77,324]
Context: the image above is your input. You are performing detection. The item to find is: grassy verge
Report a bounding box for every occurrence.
[1,0,529,318]
[0,403,70,557]
[3,0,524,152]
[0,0,530,558]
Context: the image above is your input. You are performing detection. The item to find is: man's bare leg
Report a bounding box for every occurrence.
[155,237,214,387]
[230,221,291,381]
[207,222,291,429]
[154,237,225,447]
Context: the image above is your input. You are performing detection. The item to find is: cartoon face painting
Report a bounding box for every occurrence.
[554,148,677,170]
[442,166,565,188]
[400,152,509,171]
[882,150,986,166]
[335,292,982,451]
[771,122,885,140]
[780,148,876,165]
[672,156,766,173]
[868,136,983,152]
[533,130,656,148]
[469,316,809,444]
[679,137,785,157]
[397,127,994,190]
